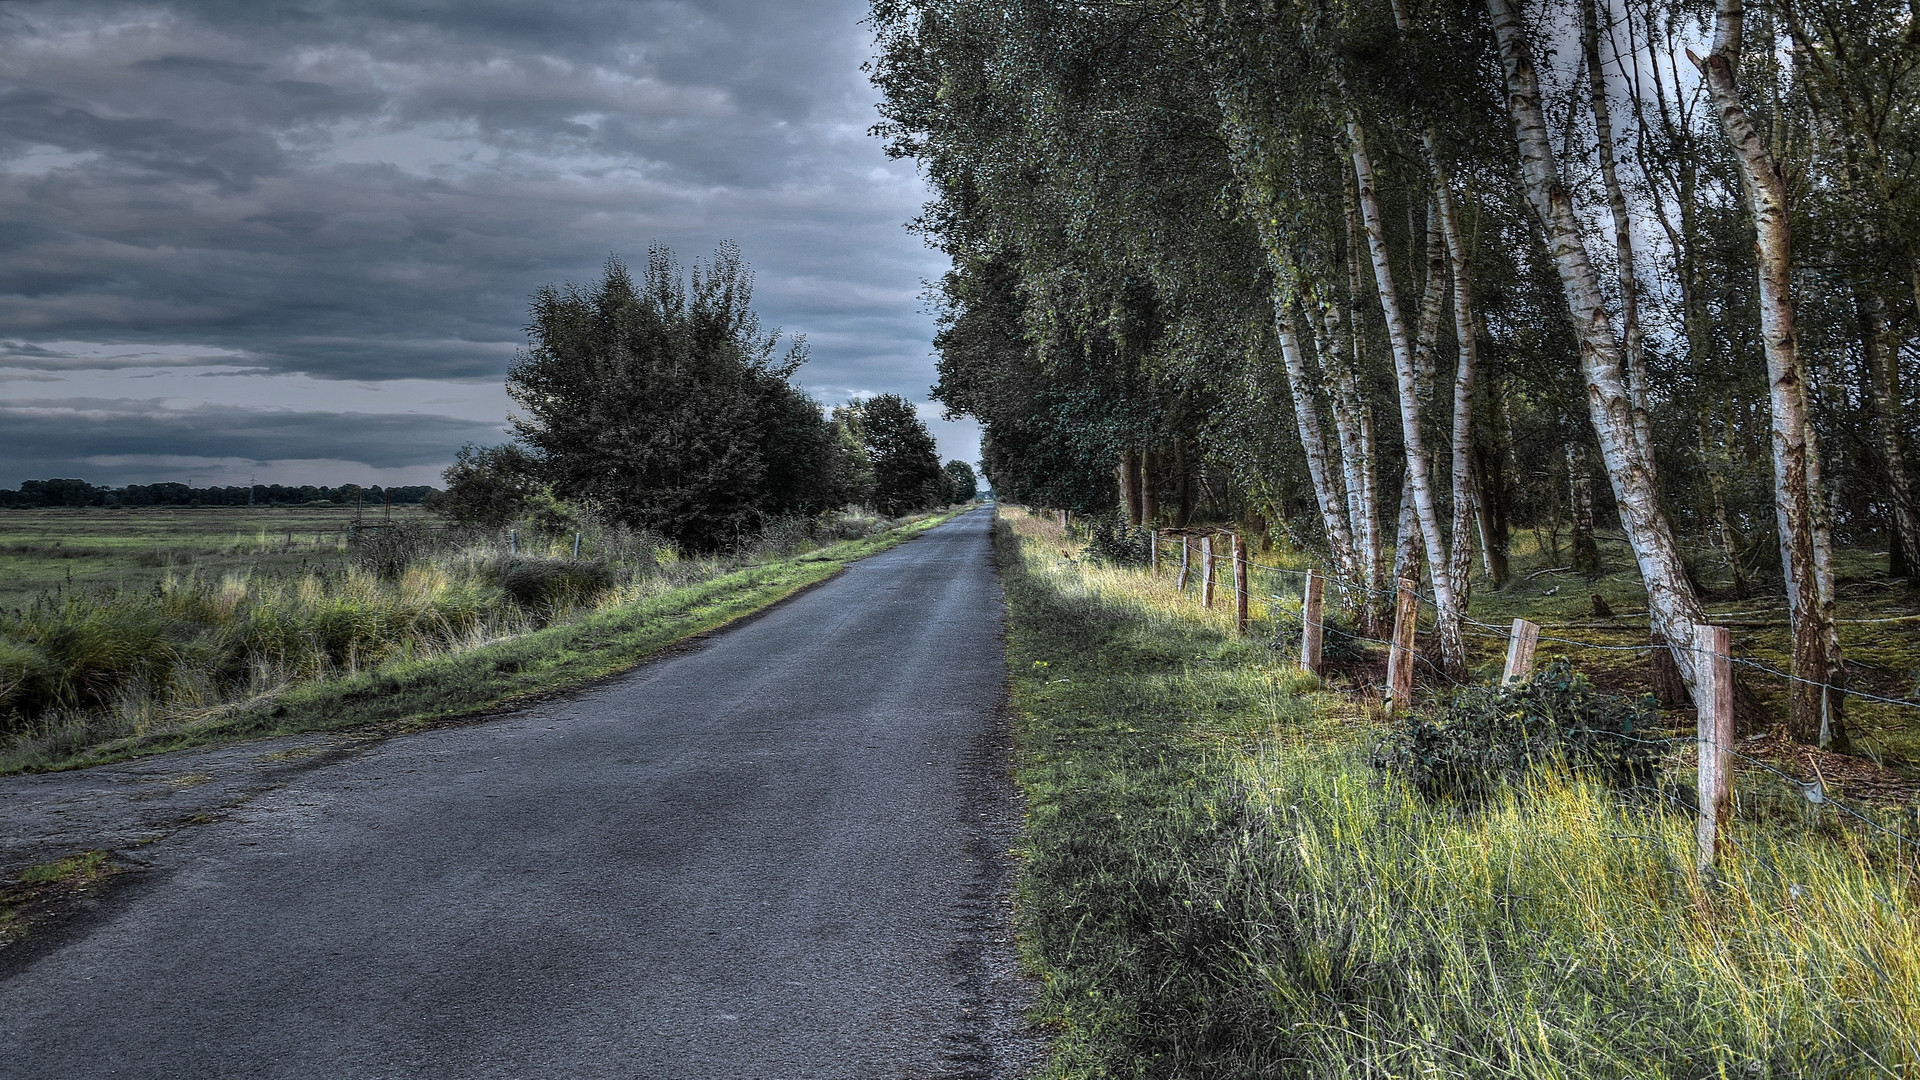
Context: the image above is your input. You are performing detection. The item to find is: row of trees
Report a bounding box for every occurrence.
[0,479,437,509]
[873,0,1919,747]
[438,245,971,550]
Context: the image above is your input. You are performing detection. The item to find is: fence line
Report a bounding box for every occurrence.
[1046,515,1920,873]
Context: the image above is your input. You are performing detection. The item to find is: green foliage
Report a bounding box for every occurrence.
[996,511,1920,1079]
[1080,516,1152,566]
[350,523,446,580]
[940,459,978,503]
[506,244,848,551]
[854,393,944,516]
[1373,658,1665,802]
[425,443,539,528]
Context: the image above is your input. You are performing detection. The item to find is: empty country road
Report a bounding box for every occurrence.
[0,508,1037,1079]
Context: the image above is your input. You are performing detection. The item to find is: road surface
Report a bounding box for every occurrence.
[0,508,1036,1079]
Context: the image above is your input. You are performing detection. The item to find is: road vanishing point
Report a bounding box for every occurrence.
[0,509,1036,1079]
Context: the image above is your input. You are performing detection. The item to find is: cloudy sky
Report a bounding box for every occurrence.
[0,0,971,489]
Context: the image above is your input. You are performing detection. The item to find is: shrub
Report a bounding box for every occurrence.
[350,522,444,579]
[1372,659,1664,803]
[1082,516,1153,566]
[496,556,615,610]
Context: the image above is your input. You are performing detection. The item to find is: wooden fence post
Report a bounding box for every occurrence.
[508,529,517,555]
[1201,535,1216,608]
[1695,623,1734,876]
[573,531,582,558]
[1233,533,1249,633]
[1502,619,1540,685]
[1385,577,1418,714]
[1301,568,1325,674]
[1178,536,1192,590]
[1149,531,1159,573]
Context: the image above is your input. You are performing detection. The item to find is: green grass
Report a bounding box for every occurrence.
[997,507,1920,1078]
[1,851,115,948]
[1232,522,1920,775]
[14,851,109,886]
[1,508,965,773]
[0,505,430,609]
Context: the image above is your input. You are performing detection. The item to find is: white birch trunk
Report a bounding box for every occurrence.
[1437,176,1479,611]
[1582,0,1658,470]
[1275,300,1362,583]
[1485,0,1709,694]
[1310,287,1388,619]
[1697,0,1845,745]
[1349,117,1466,674]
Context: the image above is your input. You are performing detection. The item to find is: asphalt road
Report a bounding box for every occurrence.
[0,508,1036,1079]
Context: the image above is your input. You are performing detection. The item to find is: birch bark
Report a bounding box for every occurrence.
[1310,287,1388,623]
[1696,0,1846,745]
[1349,117,1466,674]
[1436,178,1479,609]
[1275,301,1362,582]
[1485,0,1708,694]
[1581,0,1657,469]
[1863,296,1920,577]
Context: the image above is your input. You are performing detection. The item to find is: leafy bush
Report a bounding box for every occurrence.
[1372,659,1664,802]
[1081,516,1153,566]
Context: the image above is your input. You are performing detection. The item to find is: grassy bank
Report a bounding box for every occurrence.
[996,507,1919,1078]
[2,508,963,773]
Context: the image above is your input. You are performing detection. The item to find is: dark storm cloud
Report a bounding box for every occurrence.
[0,0,955,482]
[0,397,506,481]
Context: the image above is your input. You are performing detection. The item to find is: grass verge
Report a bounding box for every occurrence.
[996,508,1919,1079]
[3,509,964,774]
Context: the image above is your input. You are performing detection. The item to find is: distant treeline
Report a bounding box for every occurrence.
[0,478,439,509]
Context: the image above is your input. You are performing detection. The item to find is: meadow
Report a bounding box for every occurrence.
[0,504,955,772]
[997,507,1920,1077]
[0,505,426,609]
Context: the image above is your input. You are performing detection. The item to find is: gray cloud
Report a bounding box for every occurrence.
[0,397,506,484]
[0,0,961,484]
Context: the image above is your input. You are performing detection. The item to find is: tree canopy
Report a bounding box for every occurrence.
[872,0,1920,745]
[504,245,852,550]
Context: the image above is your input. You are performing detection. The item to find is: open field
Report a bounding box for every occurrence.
[0,505,965,772]
[996,507,1920,1077]
[0,506,431,610]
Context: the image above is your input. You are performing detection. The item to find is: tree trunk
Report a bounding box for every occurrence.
[1697,0,1845,746]
[1475,379,1513,589]
[1350,117,1465,675]
[1119,449,1143,526]
[1699,417,1751,599]
[1486,0,1708,696]
[1392,484,1423,592]
[1863,293,1920,579]
[1437,177,1479,614]
[1140,447,1160,527]
[1582,0,1658,473]
[1274,302,1361,582]
[1567,438,1601,577]
[1310,293,1388,628]
[1172,440,1194,528]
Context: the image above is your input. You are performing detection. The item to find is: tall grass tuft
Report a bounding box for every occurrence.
[997,506,1920,1078]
